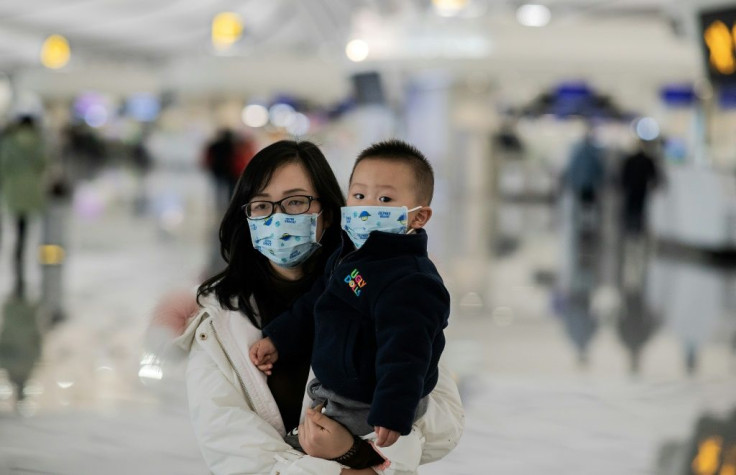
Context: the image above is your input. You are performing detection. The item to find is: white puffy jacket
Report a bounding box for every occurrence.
[174,294,464,475]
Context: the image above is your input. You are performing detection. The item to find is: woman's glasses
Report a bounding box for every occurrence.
[243,195,320,220]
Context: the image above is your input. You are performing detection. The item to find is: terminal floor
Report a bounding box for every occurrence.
[0,173,734,474]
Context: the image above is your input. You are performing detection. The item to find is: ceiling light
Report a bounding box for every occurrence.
[269,103,296,128]
[242,104,269,128]
[635,117,660,141]
[286,113,310,137]
[516,4,551,27]
[40,35,71,69]
[212,12,243,50]
[432,0,469,17]
[346,39,370,62]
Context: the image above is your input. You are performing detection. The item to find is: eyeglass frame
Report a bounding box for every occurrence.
[242,194,321,220]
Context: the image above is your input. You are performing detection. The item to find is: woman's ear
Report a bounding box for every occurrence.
[409,207,432,230]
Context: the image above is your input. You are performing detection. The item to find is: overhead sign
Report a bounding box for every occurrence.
[700,7,736,85]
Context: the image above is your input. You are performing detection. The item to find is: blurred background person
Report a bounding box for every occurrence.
[0,115,47,298]
[620,138,662,237]
[563,123,605,211]
[0,293,42,409]
[619,138,662,291]
[203,128,253,214]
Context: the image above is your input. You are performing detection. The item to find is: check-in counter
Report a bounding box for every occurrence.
[649,166,736,251]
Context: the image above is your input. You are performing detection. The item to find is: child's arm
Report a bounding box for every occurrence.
[262,249,338,361]
[369,273,450,437]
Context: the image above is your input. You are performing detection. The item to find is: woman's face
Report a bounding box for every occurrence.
[251,161,329,277]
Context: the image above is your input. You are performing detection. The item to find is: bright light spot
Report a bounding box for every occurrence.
[269,103,296,128]
[286,113,310,136]
[242,104,269,128]
[84,104,108,128]
[459,292,483,309]
[635,117,660,141]
[692,436,723,473]
[0,384,12,400]
[23,382,43,397]
[57,380,75,389]
[95,365,114,373]
[516,4,551,27]
[41,34,71,69]
[212,12,243,51]
[139,365,163,381]
[432,0,468,17]
[161,207,184,231]
[346,39,370,62]
[140,352,158,365]
[39,244,65,265]
[492,306,515,326]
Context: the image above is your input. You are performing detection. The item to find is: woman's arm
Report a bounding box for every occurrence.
[186,340,345,475]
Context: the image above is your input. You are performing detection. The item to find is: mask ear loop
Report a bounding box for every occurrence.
[406,206,423,234]
[314,210,326,243]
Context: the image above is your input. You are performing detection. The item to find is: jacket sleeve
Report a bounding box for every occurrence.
[263,269,327,362]
[186,337,343,475]
[369,273,450,435]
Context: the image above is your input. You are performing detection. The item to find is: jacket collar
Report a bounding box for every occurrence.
[341,228,429,259]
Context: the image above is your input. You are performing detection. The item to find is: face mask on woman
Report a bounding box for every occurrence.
[340,205,422,249]
[248,212,323,268]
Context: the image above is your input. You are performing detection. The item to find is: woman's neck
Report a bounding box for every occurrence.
[269,262,303,281]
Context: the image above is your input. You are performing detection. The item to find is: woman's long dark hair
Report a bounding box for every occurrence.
[197,140,345,327]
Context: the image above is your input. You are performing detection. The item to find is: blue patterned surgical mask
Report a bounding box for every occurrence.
[340,205,422,249]
[248,213,322,268]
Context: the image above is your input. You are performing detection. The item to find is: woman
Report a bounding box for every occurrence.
[170,140,463,474]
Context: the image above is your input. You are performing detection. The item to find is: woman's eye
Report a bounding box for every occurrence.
[353,193,365,200]
[378,196,392,203]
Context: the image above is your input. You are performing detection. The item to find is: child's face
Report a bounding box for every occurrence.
[347,158,421,209]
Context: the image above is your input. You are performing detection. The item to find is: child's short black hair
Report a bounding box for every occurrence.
[350,139,435,205]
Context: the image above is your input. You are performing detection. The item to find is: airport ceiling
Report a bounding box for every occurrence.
[0,0,682,71]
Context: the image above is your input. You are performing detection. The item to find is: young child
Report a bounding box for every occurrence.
[250,139,450,467]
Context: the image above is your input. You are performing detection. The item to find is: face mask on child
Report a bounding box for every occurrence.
[248,213,323,268]
[340,205,422,249]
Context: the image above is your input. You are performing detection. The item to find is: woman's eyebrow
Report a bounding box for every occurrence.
[252,188,309,198]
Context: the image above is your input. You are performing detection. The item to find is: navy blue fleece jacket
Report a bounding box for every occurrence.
[263,229,450,435]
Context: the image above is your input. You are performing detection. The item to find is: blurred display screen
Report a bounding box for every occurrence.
[351,72,385,105]
[659,84,695,107]
[718,86,736,108]
[700,6,736,85]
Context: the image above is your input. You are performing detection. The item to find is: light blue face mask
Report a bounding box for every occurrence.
[248,212,322,268]
[340,205,421,249]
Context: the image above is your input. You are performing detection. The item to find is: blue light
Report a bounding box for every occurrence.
[126,93,160,122]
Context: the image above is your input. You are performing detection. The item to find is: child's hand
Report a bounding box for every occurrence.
[374,426,400,447]
[249,337,279,375]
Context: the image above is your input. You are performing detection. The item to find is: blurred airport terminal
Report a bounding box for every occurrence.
[0,0,735,474]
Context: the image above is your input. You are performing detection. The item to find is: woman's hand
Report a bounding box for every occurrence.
[298,405,354,459]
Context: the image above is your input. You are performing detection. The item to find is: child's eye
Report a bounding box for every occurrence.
[378,196,392,203]
[353,193,365,200]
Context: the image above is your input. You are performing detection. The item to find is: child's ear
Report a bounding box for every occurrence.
[409,207,432,230]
